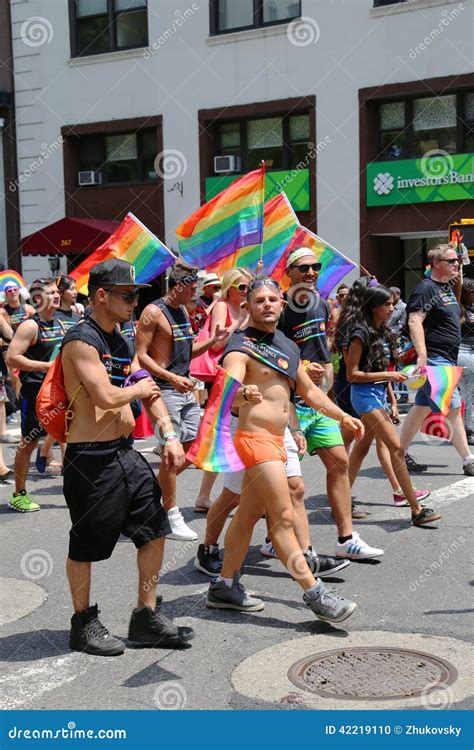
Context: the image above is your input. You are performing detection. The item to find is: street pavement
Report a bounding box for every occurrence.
[0,415,473,711]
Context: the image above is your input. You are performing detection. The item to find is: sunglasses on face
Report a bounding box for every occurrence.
[105,289,140,304]
[292,263,322,273]
[231,283,249,292]
[439,258,460,265]
[5,287,19,293]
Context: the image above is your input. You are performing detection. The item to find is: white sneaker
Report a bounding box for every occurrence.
[260,538,278,558]
[167,509,198,541]
[335,532,384,560]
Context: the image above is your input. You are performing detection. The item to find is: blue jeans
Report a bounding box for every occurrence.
[414,355,462,413]
[458,344,474,431]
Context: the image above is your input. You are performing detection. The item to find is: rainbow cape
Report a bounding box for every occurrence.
[424,365,463,416]
[176,165,265,269]
[0,270,27,292]
[70,213,177,294]
[186,366,244,472]
[206,193,298,277]
[272,225,357,297]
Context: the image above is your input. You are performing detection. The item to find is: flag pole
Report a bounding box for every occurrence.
[258,161,266,266]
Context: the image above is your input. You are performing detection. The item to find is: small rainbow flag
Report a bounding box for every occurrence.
[272,225,357,297]
[176,165,265,269]
[0,270,27,292]
[206,193,298,277]
[186,366,244,472]
[70,213,177,294]
[424,365,463,416]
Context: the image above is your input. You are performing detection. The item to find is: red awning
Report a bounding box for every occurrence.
[21,217,120,257]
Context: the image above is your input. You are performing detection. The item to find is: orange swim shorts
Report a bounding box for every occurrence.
[234,429,287,469]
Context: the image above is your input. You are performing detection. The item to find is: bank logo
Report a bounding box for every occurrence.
[373,172,394,196]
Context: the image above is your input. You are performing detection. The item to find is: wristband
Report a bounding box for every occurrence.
[163,431,178,441]
[289,427,302,434]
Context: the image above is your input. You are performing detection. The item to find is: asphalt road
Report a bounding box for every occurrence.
[0,417,472,711]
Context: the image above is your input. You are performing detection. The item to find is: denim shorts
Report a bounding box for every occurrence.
[350,383,388,415]
[415,355,462,413]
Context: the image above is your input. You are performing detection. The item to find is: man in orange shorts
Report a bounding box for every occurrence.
[206,278,365,623]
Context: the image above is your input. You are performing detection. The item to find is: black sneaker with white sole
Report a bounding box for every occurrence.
[194,544,222,577]
[405,453,427,472]
[303,550,351,579]
[69,604,125,656]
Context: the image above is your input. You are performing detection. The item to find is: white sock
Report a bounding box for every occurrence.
[167,507,180,517]
[216,576,233,587]
[462,454,474,464]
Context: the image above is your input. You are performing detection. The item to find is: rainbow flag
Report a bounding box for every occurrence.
[176,166,265,269]
[272,225,357,297]
[0,270,27,292]
[424,365,463,416]
[206,193,298,277]
[186,367,244,472]
[70,213,177,294]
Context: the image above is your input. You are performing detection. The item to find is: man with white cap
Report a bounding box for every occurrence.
[278,248,383,561]
[3,282,35,331]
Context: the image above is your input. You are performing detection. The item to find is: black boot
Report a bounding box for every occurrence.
[70,604,125,656]
[128,606,193,648]
[155,597,194,641]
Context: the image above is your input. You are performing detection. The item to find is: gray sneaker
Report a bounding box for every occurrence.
[463,460,474,477]
[206,573,264,612]
[303,580,357,624]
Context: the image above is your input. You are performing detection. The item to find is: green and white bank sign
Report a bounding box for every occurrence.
[366,152,474,206]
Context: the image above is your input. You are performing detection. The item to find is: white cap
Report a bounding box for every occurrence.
[202,272,221,287]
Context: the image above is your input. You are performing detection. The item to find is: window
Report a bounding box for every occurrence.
[210,0,300,34]
[216,113,310,172]
[377,92,471,160]
[71,0,147,56]
[79,130,158,184]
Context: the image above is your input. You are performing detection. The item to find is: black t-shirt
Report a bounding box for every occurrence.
[62,317,132,388]
[407,278,461,363]
[223,326,300,385]
[56,308,82,332]
[335,320,351,381]
[279,290,330,364]
[349,323,391,373]
[461,306,474,345]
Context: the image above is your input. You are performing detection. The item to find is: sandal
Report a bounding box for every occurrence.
[412,507,442,527]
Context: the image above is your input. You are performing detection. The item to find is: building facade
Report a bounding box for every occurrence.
[10,0,474,292]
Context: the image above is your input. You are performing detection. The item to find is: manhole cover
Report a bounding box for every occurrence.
[287,647,457,701]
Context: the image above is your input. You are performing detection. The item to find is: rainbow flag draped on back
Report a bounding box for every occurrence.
[186,367,244,472]
[206,193,298,277]
[272,225,357,297]
[70,213,177,294]
[176,165,265,269]
[424,365,463,416]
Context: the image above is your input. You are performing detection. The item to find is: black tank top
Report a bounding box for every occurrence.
[56,308,82,332]
[154,298,194,390]
[461,306,474,345]
[62,316,132,387]
[5,303,29,331]
[20,314,67,386]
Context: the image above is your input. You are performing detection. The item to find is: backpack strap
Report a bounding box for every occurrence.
[64,381,82,438]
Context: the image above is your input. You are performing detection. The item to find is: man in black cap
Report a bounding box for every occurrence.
[61,259,191,657]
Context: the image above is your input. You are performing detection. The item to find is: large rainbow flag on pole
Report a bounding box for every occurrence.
[186,367,244,472]
[205,192,299,277]
[424,365,463,416]
[176,165,265,269]
[272,225,357,297]
[70,213,177,294]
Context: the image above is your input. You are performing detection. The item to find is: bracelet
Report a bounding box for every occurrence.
[289,427,302,434]
[162,431,178,441]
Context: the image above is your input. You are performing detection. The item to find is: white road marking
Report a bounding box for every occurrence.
[428,478,474,507]
[0,656,86,709]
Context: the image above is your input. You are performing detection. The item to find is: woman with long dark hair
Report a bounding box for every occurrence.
[345,286,441,527]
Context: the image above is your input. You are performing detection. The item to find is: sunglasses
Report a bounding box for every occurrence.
[439,258,460,265]
[248,278,281,292]
[291,263,322,273]
[5,287,19,293]
[230,283,249,292]
[105,289,140,304]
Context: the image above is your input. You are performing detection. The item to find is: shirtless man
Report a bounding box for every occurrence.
[206,278,364,623]
[61,259,190,656]
[136,262,228,541]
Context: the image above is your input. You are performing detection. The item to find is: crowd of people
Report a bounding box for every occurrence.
[0,240,472,656]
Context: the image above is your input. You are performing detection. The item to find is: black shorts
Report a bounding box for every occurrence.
[333,375,359,419]
[63,438,171,562]
[19,384,46,441]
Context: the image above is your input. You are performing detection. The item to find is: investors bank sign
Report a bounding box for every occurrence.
[366,153,474,206]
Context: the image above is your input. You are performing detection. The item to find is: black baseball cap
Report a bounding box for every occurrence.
[88,259,150,289]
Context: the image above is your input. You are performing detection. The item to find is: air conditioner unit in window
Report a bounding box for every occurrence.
[78,170,102,186]
[214,155,241,174]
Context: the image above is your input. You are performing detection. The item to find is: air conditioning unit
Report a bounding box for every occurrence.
[78,170,102,186]
[214,155,241,174]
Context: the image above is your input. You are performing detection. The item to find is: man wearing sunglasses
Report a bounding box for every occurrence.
[279,249,383,557]
[3,282,35,331]
[401,243,474,477]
